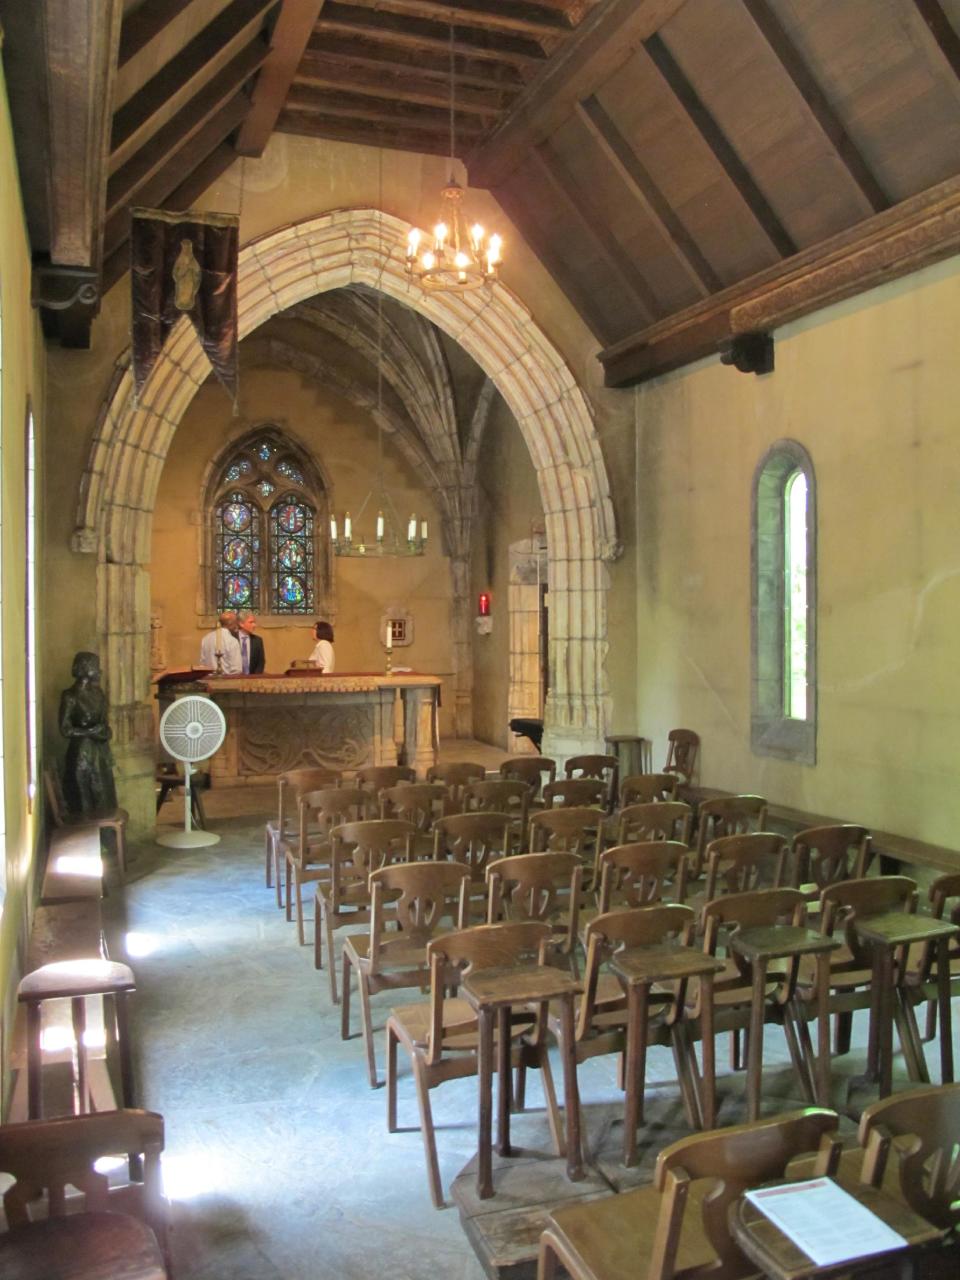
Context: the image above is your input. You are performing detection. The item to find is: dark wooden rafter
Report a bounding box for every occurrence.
[468,0,687,188]
[316,3,548,66]
[343,0,572,41]
[599,173,960,386]
[294,52,505,115]
[275,111,461,155]
[112,0,278,161]
[642,33,797,259]
[306,34,525,89]
[576,96,722,297]
[492,180,618,345]
[531,142,662,322]
[118,0,195,66]
[911,0,960,81]
[107,44,266,219]
[285,85,485,138]
[739,0,889,215]
[236,0,327,156]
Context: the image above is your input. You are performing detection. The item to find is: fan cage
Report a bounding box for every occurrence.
[159,696,226,763]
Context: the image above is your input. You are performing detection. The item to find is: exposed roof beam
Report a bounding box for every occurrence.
[642,33,797,259]
[576,96,721,297]
[344,0,571,41]
[236,0,327,156]
[468,0,687,188]
[531,142,663,322]
[306,34,525,88]
[285,84,486,137]
[599,173,960,386]
[740,0,888,216]
[276,110,465,156]
[108,47,264,219]
[294,52,503,115]
[111,0,278,165]
[118,0,195,67]
[492,181,616,345]
[912,0,960,82]
[316,4,547,65]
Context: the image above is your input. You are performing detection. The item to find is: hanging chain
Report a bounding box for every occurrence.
[449,24,456,175]
[376,142,385,494]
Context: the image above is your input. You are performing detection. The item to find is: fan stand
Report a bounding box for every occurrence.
[157,763,220,848]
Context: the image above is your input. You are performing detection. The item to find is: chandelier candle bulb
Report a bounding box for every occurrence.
[385,624,393,651]
[330,515,337,542]
[420,519,428,543]
[344,512,352,542]
[407,514,417,543]
[376,511,385,543]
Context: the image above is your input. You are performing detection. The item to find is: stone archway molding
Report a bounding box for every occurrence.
[76,209,619,823]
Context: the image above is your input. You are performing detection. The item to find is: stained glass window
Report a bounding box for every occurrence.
[270,494,314,613]
[224,457,253,483]
[276,458,305,485]
[257,440,273,461]
[216,492,260,611]
[257,479,275,498]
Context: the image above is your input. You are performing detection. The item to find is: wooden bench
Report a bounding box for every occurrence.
[40,827,104,906]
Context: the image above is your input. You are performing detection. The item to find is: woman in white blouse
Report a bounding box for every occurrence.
[309,620,335,672]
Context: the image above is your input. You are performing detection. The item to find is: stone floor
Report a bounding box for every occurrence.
[96,748,956,1280]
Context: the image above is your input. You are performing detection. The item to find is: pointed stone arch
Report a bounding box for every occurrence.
[75,209,619,817]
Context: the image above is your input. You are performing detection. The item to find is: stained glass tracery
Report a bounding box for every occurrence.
[216,492,260,610]
[271,494,314,613]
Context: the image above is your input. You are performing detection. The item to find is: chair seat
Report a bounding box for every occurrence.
[344,932,435,971]
[18,959,135,1001]
[390,998,535,1051]
[0,1210,167,1280]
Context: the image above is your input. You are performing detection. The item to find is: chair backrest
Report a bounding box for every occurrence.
[663,728,699,784]
[368,860,471,963]
[500,755,556,800]
[543,777,607,810]
[649,1109,840,1280]
[564,754,619,807]
[462,779,531,830]
[329,819,416,906]
[615,800,693,848]
[486,851,583,952]
[791,824,873,890]
[277,766,341,834]
[354,765,416,791]
[425,761,487,810]
[694,795,768,875]
[619,772,679,806]
[819,875,918,967]
[433,811,514,880]
[702,832,790,901]
[428,920,552,980]
[299,787,370,853]
[857,1083,960,1230]
[922,872,960,974]
[597,841,690,912]
[528,806,605,858]
[0,1109,166,1241]
[379,782,449,832]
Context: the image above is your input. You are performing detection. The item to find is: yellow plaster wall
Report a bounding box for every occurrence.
[0,54,45,1107]
[152,363,455,730]
[634,256,960,847]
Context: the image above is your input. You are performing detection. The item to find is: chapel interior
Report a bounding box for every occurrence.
[0,2,959,1278]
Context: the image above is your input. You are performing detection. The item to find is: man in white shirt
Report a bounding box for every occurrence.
[199,611,242,674]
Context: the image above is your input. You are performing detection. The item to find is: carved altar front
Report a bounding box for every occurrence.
[196,673,441,784]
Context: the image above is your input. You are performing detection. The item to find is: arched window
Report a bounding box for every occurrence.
[208,428,329,617]
[752,441,816,763]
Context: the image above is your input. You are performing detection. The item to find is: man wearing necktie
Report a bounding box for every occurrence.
[237,612,265,674]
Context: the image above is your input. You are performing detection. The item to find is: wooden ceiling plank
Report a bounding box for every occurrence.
[468,0,687,188]
[275,110,462,155]
[102,140,240,293]
[912,0,960,81]
[642,33,797,259]
[316,6,546,65]
[492,180,618,344]
[294,53,505,114]
[599,172,960,386]
[740,0,889,215]
[531,142,663,322]
[306,34,525,88]
[576,96,721,297]
[235,0,326,156]
[112,0,277,157]
[118,0,196,67]
[284,85,485,136]
[343,0,571,41]
[103,96,249,256]
[108,51,264,218]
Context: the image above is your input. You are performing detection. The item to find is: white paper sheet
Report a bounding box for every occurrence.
[744,1177,907,1267]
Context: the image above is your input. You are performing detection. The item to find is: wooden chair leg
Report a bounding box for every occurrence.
[835,1010,853,1055]
[294,872,306,946]
[538,1233,561,1280]
[26,1001,43,1119]
[535,1045,564,1157]
[730,1028,744,1071]
[71,996,89,1114]
[265,831,273,887]
[113,824,127,882]
[515,1057,527,1111]
[274,843,284,908]
[340,951,352,1040]
[923,997,937,1042]
[783,1012,816,1104]
[894,993,929,1084]
[358,971,379,1089]
[325,911,339,1003]
[284,858,293,922]
[386,1024,399,1133]
[411,1056,444,1209]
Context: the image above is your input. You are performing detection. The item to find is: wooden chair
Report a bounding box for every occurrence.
[618,772,679,807]
[538,1108,840,1280]
[44,768,128,883]
[283,786,371,945]
[596,841,690,914]
[500,755,556,805]
[379,782,450,856]
[342,860,471,1087]
[528,805,605,867]
[264,765,340,903]
[610,799,693,850]
[462,779,531,850]
[386,920,562,1209]
[314,819,416,1001]
[701,832,790,903]
[354,764,416,792]
[663,728,699,786]
[906,872,960,1043]
[486,851,584,970]
[425,761,487,810]
[858,1082,960,1232]
[692,795,768,879]
[543,777,607,810]
[433,811,515,886]
[564,754,619,811]
[0,1109,169,1268]
[791,824,873,898]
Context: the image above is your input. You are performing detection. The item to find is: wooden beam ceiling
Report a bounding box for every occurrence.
[912,0,960,82]
[236,0,327,156]
[293,52,506,116]
[305,33,526,89]
[315,2,548,66]
[342,0,573,41]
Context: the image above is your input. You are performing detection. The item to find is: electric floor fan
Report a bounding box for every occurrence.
[156,695,226,849]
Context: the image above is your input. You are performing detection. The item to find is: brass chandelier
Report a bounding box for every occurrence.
[404,27,503,291]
